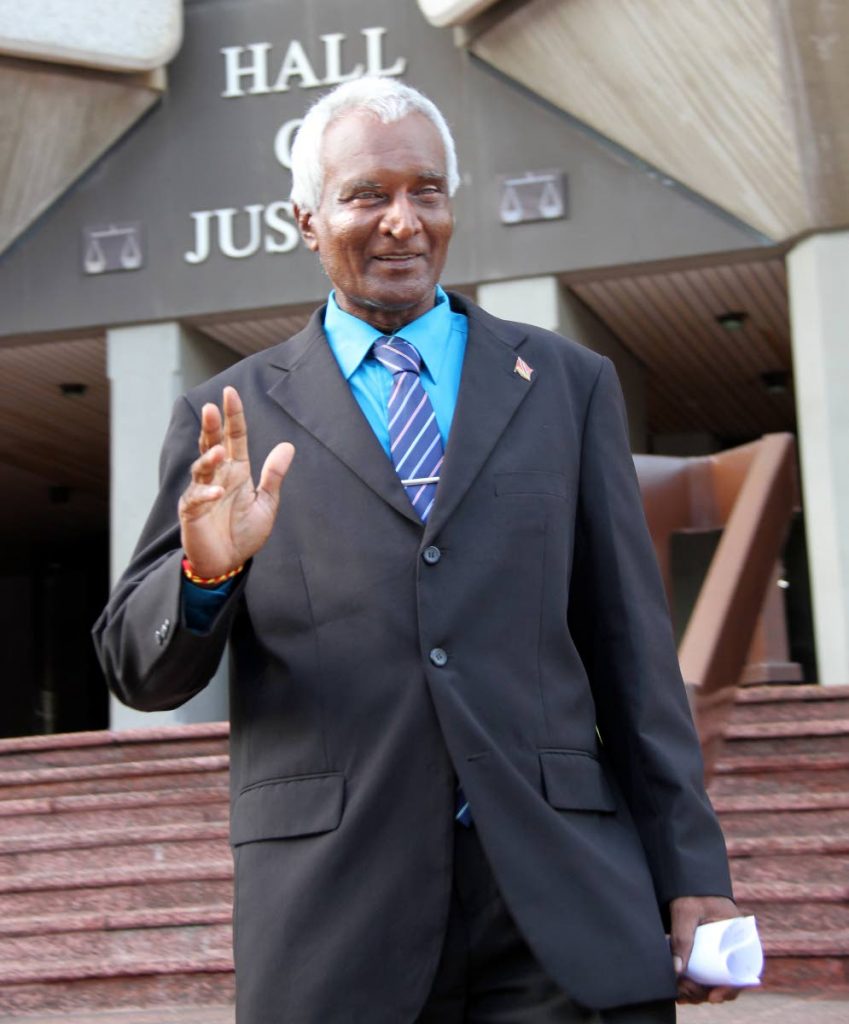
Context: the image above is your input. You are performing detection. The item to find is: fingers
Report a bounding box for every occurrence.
[179,446,226,521]
[676,980,740,1005]
[676,976,707,1003]
[222,386,250,464]
[669,901,700,979]
[179,483,225,522]
[709,986,740,1004]
[257,443,295,506]
[190,444,226,486]
[199,402,223,454]
[199,388,248,462]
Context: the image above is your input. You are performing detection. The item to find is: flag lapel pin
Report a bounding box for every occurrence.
[513,355,534,382]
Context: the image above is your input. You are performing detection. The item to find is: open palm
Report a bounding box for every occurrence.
[179,386,294,578]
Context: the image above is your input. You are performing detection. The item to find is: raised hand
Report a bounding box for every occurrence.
[178,386,295,578]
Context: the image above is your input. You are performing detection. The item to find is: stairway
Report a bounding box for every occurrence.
[0,725,235,1018]
[708,683,849,993]
[2,687,848,1017]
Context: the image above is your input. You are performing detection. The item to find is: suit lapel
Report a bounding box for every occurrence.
[425,299,536,539]
[266,311,422,526]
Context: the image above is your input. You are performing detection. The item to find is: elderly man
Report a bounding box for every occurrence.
[95,77,740,1023]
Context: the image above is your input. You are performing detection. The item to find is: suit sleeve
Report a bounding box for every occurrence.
[568,358,733,908]
[93,395,247,712]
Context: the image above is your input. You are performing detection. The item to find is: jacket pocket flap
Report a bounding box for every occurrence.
[539,750,616,812]
[231,773,345,845]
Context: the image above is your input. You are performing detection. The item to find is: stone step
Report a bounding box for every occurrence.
[711,790,849,814]
[0,1007,235,1024]
[728,853,849,884]
[761,929,849,958]
[733,880,849,933]
[718,808,849,838]
[0,904,232,940]
[725,719,849,740]
[761,950,847,991]
[0,861,232,918]
[0,756,229,801]
[0,956,234,1016]
[720,721,849,759]
[759,923,849,992]
[734,685,849,705]
[0,824,229,877]
[0,728,227,1016]
[0,818,229,857]
[713,750,849,777]
[725,831,849,858]
[0,769,230,802]
[708,766,849,796]
[0,788,229,838]
[735,879,849,903]
[0,920,232,965]
[730,697,849,726]
[747,902,849,934]
[0,738,229,775]
[0,725,229,773]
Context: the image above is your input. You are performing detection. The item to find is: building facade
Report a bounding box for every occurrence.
[1,0,845,737]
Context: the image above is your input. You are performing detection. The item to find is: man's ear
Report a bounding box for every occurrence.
[294,204,319,252]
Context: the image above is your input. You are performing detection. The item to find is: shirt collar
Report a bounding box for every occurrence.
[324,286,454,383]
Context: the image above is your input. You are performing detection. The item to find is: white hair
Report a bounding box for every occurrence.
[289,76,460,213]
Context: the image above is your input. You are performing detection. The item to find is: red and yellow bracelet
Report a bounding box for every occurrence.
[181,558,245,587]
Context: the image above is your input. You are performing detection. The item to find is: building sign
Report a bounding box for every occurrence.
[498,171,567,225]
[219,28,405,99]
[183,26,407,266]
[82,222,145,274]
[0,0,763,338]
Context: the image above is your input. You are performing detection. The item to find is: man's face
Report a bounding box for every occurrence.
[296,111,454,333]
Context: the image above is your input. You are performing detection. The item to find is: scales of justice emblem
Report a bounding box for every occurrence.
[82,223,144,275]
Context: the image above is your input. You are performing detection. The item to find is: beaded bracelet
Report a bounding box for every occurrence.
[181,557,245,587]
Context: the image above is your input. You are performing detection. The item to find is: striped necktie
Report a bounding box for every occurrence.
[372,336,444,522]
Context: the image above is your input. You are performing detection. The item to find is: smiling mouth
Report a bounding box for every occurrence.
[374,253,423,264]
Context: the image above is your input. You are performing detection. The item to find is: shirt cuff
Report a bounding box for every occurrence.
[182,576,237,634]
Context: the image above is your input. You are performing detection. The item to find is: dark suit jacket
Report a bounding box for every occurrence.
[94,292,732,1023]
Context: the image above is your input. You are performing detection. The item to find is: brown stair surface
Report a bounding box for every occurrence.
[0,725,234,1018]
[708,683,849,993]
[3,687,848,1016]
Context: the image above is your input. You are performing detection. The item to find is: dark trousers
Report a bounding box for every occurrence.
[416,824,675,1024]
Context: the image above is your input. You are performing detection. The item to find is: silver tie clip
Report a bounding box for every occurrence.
[401,476,441,486]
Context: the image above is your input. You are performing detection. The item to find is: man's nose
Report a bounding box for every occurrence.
[380,194,422,238]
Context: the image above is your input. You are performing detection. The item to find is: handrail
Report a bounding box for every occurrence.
[635,434,799,777]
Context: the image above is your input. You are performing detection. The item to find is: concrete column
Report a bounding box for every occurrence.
[106,321,236,727]
[477,276,647,451]
[787,231,849,685]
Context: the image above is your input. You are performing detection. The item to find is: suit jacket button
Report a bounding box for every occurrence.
[422,546,441,565]
[429,647,448,667]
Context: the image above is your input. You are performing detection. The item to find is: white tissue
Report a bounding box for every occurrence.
[685,915,763,987]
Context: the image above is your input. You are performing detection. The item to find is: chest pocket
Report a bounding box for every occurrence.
[495,472,568,499]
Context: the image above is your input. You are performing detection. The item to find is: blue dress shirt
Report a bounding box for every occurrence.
[184,286,467,633]
[323,285,467,457]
